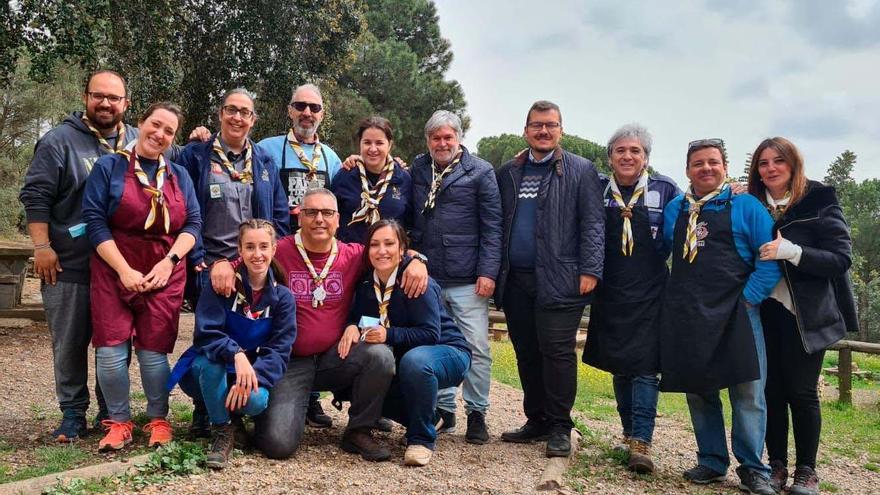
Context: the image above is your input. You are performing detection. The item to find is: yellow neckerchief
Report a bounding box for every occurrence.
[765,190,791,221]
[293,230,338,308]
[372,265,399,329]
[212,134,253,184]
[286,129,322,181]
[682,183,727,263]
[608,169,649,256]
[82,116,125,153]
[422,150,463,214]
[118,148,170,233]
[231,272,271,319]
[349,156,395,226]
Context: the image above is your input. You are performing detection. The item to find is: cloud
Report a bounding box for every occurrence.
[729,77,769,99]
[581,1,673,51]
[788,0,880,49]
[772,109,855,140]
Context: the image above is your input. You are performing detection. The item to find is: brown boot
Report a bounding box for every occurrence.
[206,423,235,469]
[340,428,391,462]
[627,439,655,474]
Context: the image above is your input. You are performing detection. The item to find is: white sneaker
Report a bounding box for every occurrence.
[404,444,433,466]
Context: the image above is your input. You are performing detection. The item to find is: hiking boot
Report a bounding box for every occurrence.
[683,464,727,484]
[53,412,88,443]
[501,420,549,443]
[789,465,819,495]
[206,423,235,470]
[465,411,489,444]
[306,396,333,428]
[627,439,655,474]
[374,417,394,433]
[98,420,133,452]
[404,444,433,467]
[736,466,776,495]
[769,460,788,493]
[340,428,391,462]
[546,427,572,457]
[144,418,173,447]
[612,435,631,454]
[433,408,456,434]
[189,402,211,439]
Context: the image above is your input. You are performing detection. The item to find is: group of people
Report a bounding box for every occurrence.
[18,69,855,495]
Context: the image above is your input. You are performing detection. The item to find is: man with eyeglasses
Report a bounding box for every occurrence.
[495,100,604,457]
[257,83,342,231]
[20,70,139,442]
[658,139,779,494]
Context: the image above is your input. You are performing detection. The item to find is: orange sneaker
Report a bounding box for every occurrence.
[144,418,173,447]
[98,420,134,452]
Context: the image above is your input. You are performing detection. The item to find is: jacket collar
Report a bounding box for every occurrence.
[512,146,564,176]
[782,180,839,220]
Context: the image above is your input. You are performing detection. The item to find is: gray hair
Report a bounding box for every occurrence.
[424,110,463,140]
[220,87,257,116]
[290,83,323,105]
[302,187,337,210]
[607,123,652,159]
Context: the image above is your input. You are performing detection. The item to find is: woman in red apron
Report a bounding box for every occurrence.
[82,102,201,452]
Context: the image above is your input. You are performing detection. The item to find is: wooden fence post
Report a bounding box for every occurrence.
[838,347,852,406]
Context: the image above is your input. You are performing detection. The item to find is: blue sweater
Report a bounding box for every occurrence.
[662,186,781,305]
[330,162,412,244]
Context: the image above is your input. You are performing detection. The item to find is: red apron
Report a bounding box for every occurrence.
[91,155,189,353]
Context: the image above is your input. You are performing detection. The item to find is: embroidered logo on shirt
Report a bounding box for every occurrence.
[519,175,541,199]
[695,221,709,246]
[289,271,344,303]
[391,185,401,200]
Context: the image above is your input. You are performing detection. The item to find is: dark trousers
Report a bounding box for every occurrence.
[762,299,825,468]
[502,270,584,431]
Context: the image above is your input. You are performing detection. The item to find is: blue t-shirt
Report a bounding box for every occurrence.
[255,135,342,208]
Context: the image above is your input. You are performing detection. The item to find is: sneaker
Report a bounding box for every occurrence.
[143,418,173,447]
[340,428,391,462]
[189,402,211,439]
[545,428,572,457]
[98,420,134,452]
[53,412,88,443]
[433,408,456,434]
[789,465,819,495]
[374,417,394,433]
[683,464,727,484]
[501,420,549,443]
[206,423,235,470]
[627,439,655,474]
[306,396,333,428]
[769,460,788,493]
[736,466,776,495]
[465,411,489,444]
[404,444,433,466]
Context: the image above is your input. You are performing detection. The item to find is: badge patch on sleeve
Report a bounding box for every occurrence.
[210,184,222,199]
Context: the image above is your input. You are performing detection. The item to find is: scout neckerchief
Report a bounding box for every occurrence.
[765,190,791,221]
[608,169,649,256]
[118,148,170,233]
[82,116,125,153]
[294,230,338,308]
[422,150,462,214]
[212,134,253,184]
[349,156,395,226]
[682,183,727,263]
[372,265,399,328]
[231,271,270,319]
[286,129,322,182]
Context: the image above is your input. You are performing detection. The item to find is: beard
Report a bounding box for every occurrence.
[86,107,124,130]
[294,120,319,140]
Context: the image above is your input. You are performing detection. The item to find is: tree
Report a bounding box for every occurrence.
[0,1,24,86]
[476,133,610,174]
[824,150,857,197]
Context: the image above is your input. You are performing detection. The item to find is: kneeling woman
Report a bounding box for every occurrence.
[339,219,470,466]
[170,219,296,469]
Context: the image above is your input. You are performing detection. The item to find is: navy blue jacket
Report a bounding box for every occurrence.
[409,146,502,286]
[495,148,605,309]
[177,134,290,264]
[331,162,412,244]
[193,267,297,389]
[599,173,682,256]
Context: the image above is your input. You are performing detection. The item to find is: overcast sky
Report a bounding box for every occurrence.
[435,0,880,186]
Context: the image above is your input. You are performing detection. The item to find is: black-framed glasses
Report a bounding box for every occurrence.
[526,121,561,131]
[221,105,255,118]
[300,208,337,218]
[289,101,323,113]
[687,138,725,151]
[86,92,126,104]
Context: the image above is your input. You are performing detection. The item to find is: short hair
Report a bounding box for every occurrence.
[686,139,728,167]
[424,110,463,140]
[302,187,338,210]
[748,137,808,208]
[364,219,410,259]
[607,123,652,159]
[220,87,258,117]
[84,70,128,97]
[357,116,393,142]
[526,100,562,126]
[139,102,184,135]
[290,83,323,105]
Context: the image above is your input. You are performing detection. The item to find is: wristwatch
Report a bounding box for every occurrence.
[165,253,181,265]
[412,252,428,264]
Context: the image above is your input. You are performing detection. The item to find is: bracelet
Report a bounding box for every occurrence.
[33,242,51,250]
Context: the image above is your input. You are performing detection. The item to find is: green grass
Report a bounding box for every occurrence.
[170,402,193,423]
[819,480,840,493]
[0,445,90,483]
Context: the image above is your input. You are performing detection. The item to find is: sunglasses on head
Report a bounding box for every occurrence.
[289,101,323,113]
[687,138,725,152]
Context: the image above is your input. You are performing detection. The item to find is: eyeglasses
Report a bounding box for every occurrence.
[687,138,725,151]
[300,208,337,218]
[221,105,255,118]
[289,101,323,113]
[526,121,561,131]
[86,92,126,105]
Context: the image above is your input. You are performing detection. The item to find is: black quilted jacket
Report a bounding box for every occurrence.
[494,147,605,309]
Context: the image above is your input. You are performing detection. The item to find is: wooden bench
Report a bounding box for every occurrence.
[0,241,33,310]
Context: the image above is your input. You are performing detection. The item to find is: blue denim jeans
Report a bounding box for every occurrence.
[96,342,169,421]
[686,305,770,477]
[436,284,491,415]
[613,374,660,444]
[179,355,269,425]
[384,345,471,449]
